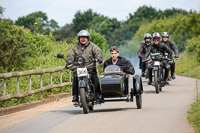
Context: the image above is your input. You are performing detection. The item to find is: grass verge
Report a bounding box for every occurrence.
[176,52,200,132]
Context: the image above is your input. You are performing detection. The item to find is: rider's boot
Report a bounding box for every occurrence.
[171,73,176,79]
[171,63,176,79]
[165,79,169,85]
[72,95,78,102]
[141,72,145,77]
[147,77,152,85]
[147,70,152,85]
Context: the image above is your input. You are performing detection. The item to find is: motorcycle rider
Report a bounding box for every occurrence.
[104,46,135,75]
[145,32,172,85]
[66,29,103,102]
[161,32,179,79]
[138,33,152,77]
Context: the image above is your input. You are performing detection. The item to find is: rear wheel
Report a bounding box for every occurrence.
[154,71,160,94]
[136,95,142,109]
[80,88,89,114]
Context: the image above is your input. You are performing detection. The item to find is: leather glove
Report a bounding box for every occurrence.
[97,58,103,64]
[65,61,71,69]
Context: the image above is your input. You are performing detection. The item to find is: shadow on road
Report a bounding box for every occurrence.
[51,107,138,115]
[51,109,82,115]
[91,107,137,113]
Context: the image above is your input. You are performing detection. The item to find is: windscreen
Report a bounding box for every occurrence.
[104,65,121,72]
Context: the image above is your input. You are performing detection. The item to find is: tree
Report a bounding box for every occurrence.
[0,5,4,15]
[15,11,59,34]
[72,9,100,33]
[54,23,76,42]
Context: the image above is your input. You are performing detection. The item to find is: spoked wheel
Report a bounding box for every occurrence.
[136,95,142,109]
[154,71,160,94]
[80,88,89,114]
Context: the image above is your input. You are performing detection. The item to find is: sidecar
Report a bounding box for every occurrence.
[100,65,143,109]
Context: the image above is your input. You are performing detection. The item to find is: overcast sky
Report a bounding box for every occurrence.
[1,0,200,27]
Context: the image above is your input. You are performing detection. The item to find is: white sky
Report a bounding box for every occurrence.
[1,0,200,27]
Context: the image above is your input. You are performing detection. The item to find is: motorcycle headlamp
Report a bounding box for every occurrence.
[77,56,84,65]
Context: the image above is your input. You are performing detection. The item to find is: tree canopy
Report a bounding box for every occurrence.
[15,11,59,34]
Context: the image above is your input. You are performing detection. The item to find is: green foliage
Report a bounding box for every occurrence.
[0,19,57,72]
[172,36,200,133]
[0,19,74,107]
[89,29,108,56]
[0,5,4,15]
[59,9,120,46]
[54,24,76,42]
[186,36,200,62]
[72,9,101,33]
[57,6,190,48]
[121,12,200,57]
[187,99,200,132]
[95,18,120,46]
[15,11,59,34]
[175,52,200,79]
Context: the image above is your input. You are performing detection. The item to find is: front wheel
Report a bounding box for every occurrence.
[80,88,89,114]
[154,70,160,94]
[136,95,142,109]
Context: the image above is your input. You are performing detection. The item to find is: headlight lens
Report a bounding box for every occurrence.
[77,56,84,65]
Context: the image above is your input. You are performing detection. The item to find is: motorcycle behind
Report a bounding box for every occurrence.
[144,53,171,93]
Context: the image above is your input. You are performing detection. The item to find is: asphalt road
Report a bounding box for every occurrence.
[0,75,196,133]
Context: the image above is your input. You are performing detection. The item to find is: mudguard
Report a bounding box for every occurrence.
[133,74,143,96]
[153,66,159,71]
[79,79,86,88]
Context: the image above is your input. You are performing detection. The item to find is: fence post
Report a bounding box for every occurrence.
[16,77,19,94]
[50,72,52,85]
[196,80,198,101]
[40,74,43,97]
[29,75,31,102]
[47,72,53,94]
[60,71,62,92]
[3,79,6,96]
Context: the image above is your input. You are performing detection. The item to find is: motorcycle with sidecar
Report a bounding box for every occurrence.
[57,53,143,114]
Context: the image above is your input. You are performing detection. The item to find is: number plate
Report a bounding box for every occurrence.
[154,61,160,65]
[77,67,88,77]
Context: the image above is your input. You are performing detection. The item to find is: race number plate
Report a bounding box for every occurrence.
[77,67,88,77]
[154,61,160,65]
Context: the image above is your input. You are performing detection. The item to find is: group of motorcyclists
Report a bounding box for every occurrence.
[65,29,179,103]
[138,32,179,85]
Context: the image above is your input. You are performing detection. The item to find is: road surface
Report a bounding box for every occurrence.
[0,75,196,133]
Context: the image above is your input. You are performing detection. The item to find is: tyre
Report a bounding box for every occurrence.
[80,88,89,114]
[160,69,163,91]
[154,70,160,94]
[136,95,142,109]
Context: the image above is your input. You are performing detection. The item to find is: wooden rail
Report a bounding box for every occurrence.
[0,66,72,101]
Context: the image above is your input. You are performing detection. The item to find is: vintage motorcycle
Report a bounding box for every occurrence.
[144,53,171,93]
[57,53,143,114]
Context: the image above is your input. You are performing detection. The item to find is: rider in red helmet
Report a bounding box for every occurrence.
[145,32,172,85]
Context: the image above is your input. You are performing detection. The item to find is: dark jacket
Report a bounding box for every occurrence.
[161,40,179,58]
[137,41,152,58]
[145,42,172,59]
[103,56,135,75]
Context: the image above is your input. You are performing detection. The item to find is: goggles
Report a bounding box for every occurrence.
[153,39,160,41]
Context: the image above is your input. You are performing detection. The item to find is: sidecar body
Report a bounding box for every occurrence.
[100,65,143,100]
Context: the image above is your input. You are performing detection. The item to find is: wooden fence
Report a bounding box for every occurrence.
[0,66,72,101]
